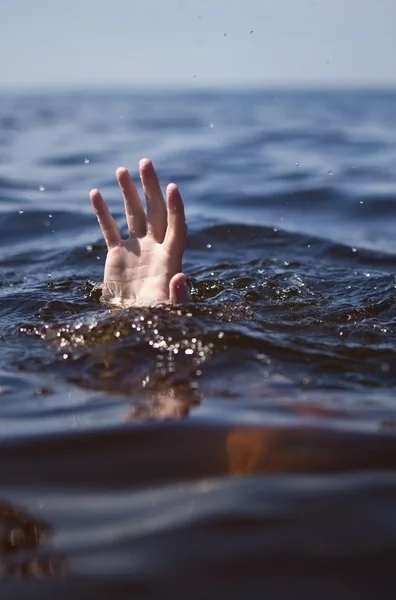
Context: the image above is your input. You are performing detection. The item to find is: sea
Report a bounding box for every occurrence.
[1,88,396,598]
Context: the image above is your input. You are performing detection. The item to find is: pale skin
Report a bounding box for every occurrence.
[89,158,189,307]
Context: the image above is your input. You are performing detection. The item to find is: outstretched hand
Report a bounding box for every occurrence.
[90,159,189,307]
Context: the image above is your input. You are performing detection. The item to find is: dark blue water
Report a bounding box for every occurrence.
[1,89,396,596]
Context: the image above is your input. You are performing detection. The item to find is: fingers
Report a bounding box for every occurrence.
[169,273,190,304]
[140,158,167,242]
[91,160,186,252]
[89,189,120,249]
[116,167,146,238]
[163,183,187,253]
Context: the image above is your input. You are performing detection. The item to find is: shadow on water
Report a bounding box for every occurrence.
[0,500,65,578]
[1,422,396,597]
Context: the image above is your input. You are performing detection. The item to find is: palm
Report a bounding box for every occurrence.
[103,237,181,305]
[90,159,188,306]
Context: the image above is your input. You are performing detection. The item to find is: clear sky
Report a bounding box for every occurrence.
[1,0,395,89]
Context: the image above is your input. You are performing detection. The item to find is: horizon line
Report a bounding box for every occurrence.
[1,81,396,94]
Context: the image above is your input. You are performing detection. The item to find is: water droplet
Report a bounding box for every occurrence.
[18,209,24,214]
[49,213,52,218]
[327,170,333,176]
[63,353,68,360]
[296,162,299,167]
[360,200,364,204]
[84,158,90,164]
[86,245,93,252]
[209,123,214,128]
[39,185,45,192]
[207,243,212,248]
[352,247,357,252]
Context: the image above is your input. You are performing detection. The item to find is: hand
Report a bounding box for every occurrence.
[89,158,189,306]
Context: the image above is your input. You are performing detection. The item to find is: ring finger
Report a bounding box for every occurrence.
[116,167,146,238]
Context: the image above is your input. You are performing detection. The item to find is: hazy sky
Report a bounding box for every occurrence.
[1,0,395,88]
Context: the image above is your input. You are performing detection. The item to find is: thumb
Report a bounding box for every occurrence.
[169,273,190,304]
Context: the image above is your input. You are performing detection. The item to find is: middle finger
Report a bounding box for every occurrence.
[139,158,167,243]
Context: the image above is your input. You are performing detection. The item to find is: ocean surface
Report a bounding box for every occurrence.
[1,89,396,597]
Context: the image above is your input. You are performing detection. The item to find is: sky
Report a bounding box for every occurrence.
[1,0,395,89]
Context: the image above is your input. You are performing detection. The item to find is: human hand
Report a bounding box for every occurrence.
[89,159,189,306]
